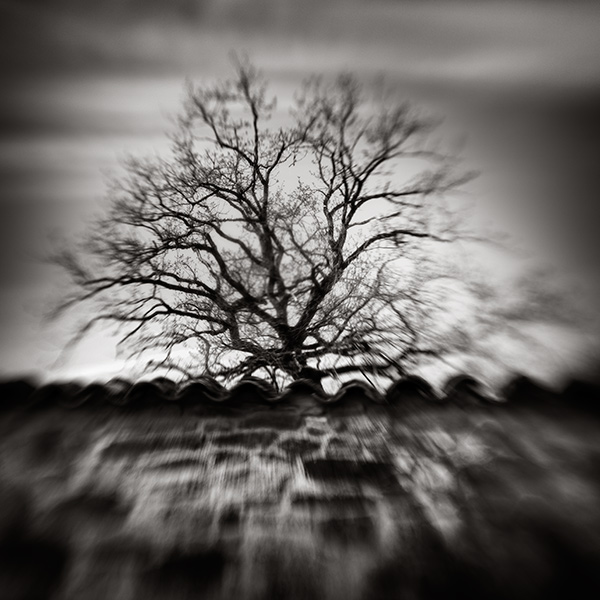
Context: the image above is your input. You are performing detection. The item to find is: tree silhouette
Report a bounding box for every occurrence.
[56,62,475,383]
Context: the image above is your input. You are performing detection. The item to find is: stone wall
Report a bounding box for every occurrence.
[0,376,599,599]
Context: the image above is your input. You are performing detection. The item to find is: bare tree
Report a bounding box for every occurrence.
[55,61,475,384]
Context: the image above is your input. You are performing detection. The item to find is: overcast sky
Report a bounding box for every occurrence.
[2,0,600,385]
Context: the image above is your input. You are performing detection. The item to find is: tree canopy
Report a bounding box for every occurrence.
[57,61,476,384]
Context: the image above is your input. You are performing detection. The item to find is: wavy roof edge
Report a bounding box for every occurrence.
[0,374,599,415]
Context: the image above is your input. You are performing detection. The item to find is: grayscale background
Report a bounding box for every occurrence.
[1,0,600,385]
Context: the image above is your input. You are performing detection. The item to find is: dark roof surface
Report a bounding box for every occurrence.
[0,374,598,415]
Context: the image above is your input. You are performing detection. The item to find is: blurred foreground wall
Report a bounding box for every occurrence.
[0,377,599,600]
